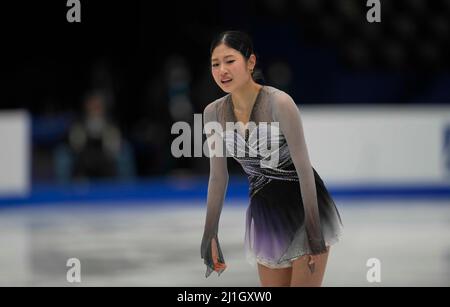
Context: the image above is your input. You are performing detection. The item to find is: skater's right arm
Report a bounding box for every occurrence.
[200,101,229,278]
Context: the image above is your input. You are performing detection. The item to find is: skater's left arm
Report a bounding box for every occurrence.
[273,92,327,256]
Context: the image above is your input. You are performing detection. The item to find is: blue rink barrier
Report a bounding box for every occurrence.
[0,176,450,207]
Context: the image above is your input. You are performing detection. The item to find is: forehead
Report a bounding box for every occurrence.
[211,44,240,61]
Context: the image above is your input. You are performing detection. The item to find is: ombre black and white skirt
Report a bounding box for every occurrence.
[244,167,344,269]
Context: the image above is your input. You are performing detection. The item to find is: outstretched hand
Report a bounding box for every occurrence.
[211,238,227,272]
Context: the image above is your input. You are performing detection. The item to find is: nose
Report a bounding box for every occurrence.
[219,64,228,74]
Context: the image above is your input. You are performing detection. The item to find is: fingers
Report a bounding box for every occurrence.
[308,255,316,265]
[306,255,314,273]
[306,255,316,274]
[214,261,227,272]
[212,254,227,272]
[211,238,226,272]
[308,262,316,274]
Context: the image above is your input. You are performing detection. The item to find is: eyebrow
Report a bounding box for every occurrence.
[211,55,235,62]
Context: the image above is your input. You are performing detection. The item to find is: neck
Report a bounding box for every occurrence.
[231,80,262,112]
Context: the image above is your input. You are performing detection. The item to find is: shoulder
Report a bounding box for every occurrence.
[203,94,229,121]
[265,86,298,116]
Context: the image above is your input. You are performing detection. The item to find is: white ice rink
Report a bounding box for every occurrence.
[0,199,449,286]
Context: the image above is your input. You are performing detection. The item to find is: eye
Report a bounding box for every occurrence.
[226,60,235,64]
[212,63,219,68]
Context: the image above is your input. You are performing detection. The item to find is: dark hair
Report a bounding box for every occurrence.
[210,30,265,83]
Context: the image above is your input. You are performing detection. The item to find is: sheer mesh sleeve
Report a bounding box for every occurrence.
[200,101,229,278]
[273,93,328,255]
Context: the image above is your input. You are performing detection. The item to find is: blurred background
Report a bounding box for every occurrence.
[0,0,449,286]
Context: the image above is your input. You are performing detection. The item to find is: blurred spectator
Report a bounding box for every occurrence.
[68,90,122,180]
[165,55,194,123]
[132,54,197,177]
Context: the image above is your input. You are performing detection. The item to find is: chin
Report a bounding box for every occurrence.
[222,83,240,93]
[218,85,233,93]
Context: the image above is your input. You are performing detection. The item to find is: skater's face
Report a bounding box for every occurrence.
[211,43,256,93]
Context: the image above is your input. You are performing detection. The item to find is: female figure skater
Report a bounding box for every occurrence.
[200,31,343,287]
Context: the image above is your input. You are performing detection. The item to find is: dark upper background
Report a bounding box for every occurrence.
[1,0,449,183]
